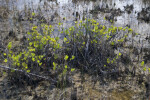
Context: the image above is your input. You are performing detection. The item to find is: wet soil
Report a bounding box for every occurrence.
[0,70,147,100]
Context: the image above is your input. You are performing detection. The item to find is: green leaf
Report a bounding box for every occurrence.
[39,62,42,66]
[27,70,30,73]
[17,63,20,66]
[71,55,75,60]
[56,44,60,49]
[4,59,7,63]
[32,58,35,62]
[143,67,147,71]
[55,37,59,41]
[128,28,133,32]
[141,61,145,66]
[107,58,110,64]
[29,42,32,46]
[32,12,35,16]
[64,55,69,61]
[65,65,68,69]
[82,42,85,45]
[135,33,139,35]
[111,60,114,64]
[11,69,15,72]
[31,53,35,57]
[27,32,30,35]
[58,22,62,26]
[7,42,12,50]
[22,62,27,67]
[53,62,57,71]
[37,60,40,63]
[3,53,6,56]
[118,27,123,30]
[119,53,122,56]
[111,42,115,45]
[64,37,67,42]
[25,66,28,69]
[148,68,150,72]
[3,72,6,75]
[71,68,75,72]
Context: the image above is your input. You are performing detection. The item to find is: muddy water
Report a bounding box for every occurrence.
[0,0,150,47]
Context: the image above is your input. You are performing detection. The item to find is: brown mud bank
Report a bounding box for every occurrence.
[0,70,147,100]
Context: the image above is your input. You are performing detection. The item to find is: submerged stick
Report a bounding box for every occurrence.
[0,65,57,82]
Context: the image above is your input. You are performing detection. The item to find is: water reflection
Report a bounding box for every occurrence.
[0,0,150,41]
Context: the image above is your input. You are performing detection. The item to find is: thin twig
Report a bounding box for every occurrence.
[0,65,57,83]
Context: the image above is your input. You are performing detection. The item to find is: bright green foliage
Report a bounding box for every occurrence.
[3,18,139,81]
[148,68,150,72]
[141,61,145,66]
[143,67,147,71]
[53,62,57,71]
[70,55,75,60]
[3,53,6,56]
[4,59,7,63]
[63,37,67,42]
[71,68,75,72]
[7,42,12,50]
[64,55,69,61]
[65,65,68,69]
[119,53,122,56]
[32,12,35,16]
[4,22,76,76]
[27,70,30,73]
[107,58,110,64]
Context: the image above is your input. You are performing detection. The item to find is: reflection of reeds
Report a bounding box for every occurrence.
[143,0,150,5]
[72,0,96,3]
[0,6,9,19]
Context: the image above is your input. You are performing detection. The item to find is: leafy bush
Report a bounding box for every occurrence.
[3,18,135,84]
[61,19,134,74]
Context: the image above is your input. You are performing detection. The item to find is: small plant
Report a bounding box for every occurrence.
[3,22,75,86]
[3,18,137,86]
[60,19,135,75]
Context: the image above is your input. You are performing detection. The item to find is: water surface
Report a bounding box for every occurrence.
[0,0,150,47]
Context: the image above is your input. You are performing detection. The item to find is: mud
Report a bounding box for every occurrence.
[0,70,146,100]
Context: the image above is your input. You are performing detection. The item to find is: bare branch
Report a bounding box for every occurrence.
[0,65,57,83]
